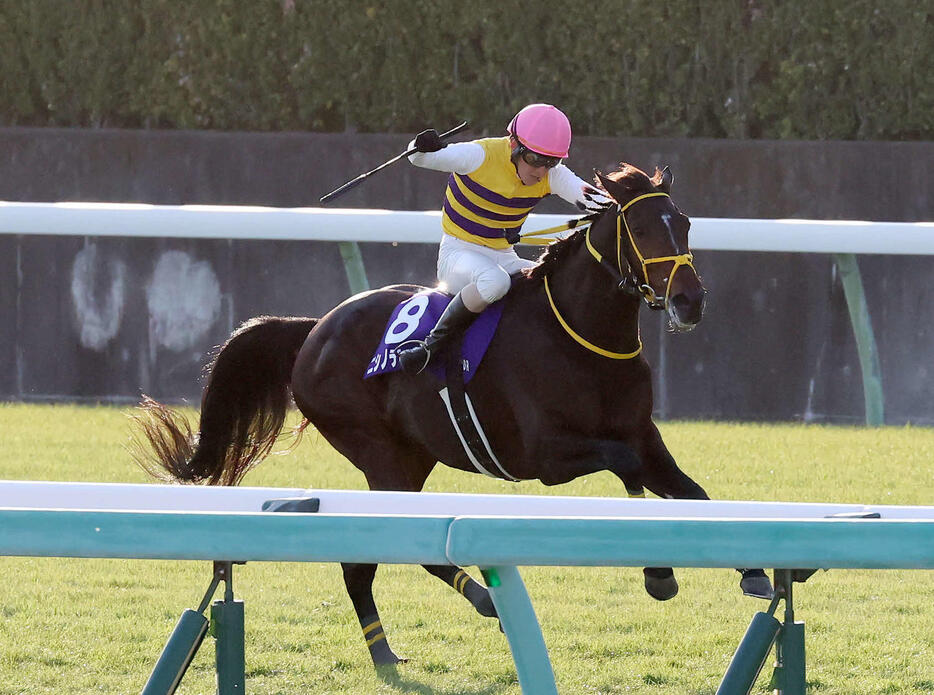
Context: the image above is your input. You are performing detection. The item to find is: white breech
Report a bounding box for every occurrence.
[437,234,536,305]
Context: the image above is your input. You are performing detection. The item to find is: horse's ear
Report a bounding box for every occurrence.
[659,166,674,194]
[594,170,618,198]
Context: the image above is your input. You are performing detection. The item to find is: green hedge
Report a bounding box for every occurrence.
[0,1,930,139]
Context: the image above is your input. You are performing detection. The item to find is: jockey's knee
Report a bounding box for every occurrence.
[475,267,511,304]
[460,284,488,312]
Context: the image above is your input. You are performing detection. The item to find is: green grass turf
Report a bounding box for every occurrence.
[0,403,931,694]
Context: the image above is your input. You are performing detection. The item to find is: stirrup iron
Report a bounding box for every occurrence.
[397,340,431,374]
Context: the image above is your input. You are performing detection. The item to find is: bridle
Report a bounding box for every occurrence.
[542,191,698,359]
[585,192,696,310]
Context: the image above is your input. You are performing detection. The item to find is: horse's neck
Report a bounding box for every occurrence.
[545,237,642,354]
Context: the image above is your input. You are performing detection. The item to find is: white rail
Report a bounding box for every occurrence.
[2,481,932,695]
[2,479,933,519]
[1,201,932,255]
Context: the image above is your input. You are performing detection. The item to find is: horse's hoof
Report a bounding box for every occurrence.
[740,569,774,599]
[373,653,408,666]
[370,642,407,666]
[463,580,499,618]
[643,567,679,601]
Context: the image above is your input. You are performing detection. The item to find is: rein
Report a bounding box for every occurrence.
[545,191,696,359]
[543,275,642,359]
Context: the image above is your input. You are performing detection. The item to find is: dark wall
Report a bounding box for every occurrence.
[2,128,931,219]
[1,128,932,423]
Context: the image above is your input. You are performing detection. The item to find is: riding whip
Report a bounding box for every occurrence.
[319,121,469,204]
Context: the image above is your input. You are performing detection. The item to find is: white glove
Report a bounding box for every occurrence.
[576,185,614,213]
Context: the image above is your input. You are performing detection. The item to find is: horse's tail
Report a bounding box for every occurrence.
[131,315,318,486]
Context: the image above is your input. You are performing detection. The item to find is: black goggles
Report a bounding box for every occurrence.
[518,147,562,169]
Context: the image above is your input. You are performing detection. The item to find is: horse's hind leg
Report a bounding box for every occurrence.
[342,436,499,622]
[357,460,499,622]
[341,561,402,665]
[318,426,496,664]
[421,565,497,618]
[637,423,774,600]
[334,449,432,665]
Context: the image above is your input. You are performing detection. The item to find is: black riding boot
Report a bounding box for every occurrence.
[397,292,478,374]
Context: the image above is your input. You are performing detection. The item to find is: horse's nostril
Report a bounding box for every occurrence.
[670,293,690,310]
[670,293,703,323]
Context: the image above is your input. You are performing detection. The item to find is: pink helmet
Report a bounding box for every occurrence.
[507,104,572,158]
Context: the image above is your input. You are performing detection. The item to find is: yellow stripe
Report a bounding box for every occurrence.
[441,224,511,249]
[454,570,470,594]
[445,187,529,227]
[366,631,387,647]
[361,619,381,636]
[543,276,642,359]
[627,490,646,498]
[451,176,537,218]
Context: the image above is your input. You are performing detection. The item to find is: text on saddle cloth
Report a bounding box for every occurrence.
[364,290,505,382]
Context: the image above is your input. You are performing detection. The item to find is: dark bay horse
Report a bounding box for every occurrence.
[134,163,772,665]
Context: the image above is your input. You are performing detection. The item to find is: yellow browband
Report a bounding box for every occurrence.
[546,191,695,359]
[615,193,695,307]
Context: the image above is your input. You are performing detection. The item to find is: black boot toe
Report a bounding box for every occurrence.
[397,343,430,374]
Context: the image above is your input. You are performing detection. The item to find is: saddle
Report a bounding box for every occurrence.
[365,290,517,481]
[364,290,503,383]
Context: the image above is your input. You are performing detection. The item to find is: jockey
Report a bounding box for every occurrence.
[397,103,612,374]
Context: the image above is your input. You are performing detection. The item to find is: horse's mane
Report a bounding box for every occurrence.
[524,164,663,281]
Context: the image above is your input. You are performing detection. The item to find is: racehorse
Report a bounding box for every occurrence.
[133,163,773,666]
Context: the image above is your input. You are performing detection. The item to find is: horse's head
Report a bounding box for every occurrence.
[594,165,706,332]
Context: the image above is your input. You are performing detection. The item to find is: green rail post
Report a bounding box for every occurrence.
[210,562,246,694]
[835,253,884,425]
[141,609,209,695]
[716,598,782,694]
[338,241,370,295]
[480,566,558,695]
[769,570,806,695]
[143,563,225,695]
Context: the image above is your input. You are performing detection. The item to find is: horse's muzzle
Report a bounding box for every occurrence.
[667,290,706,331]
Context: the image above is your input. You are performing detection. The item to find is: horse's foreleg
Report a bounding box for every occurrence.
[526,433,682,601]
[637,423,774,600]
[623,425,706,601]
[422,565,498,618]
[341,562,405,665]
[637,424,710,501]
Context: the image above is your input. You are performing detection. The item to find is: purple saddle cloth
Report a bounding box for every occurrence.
[365,290,504,384]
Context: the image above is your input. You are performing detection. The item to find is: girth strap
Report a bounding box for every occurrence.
[439,338,519,481]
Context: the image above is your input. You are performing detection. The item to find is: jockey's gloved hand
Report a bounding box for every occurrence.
[505,229,521,245]
[576,185,613,214]
[414,128,446,153]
